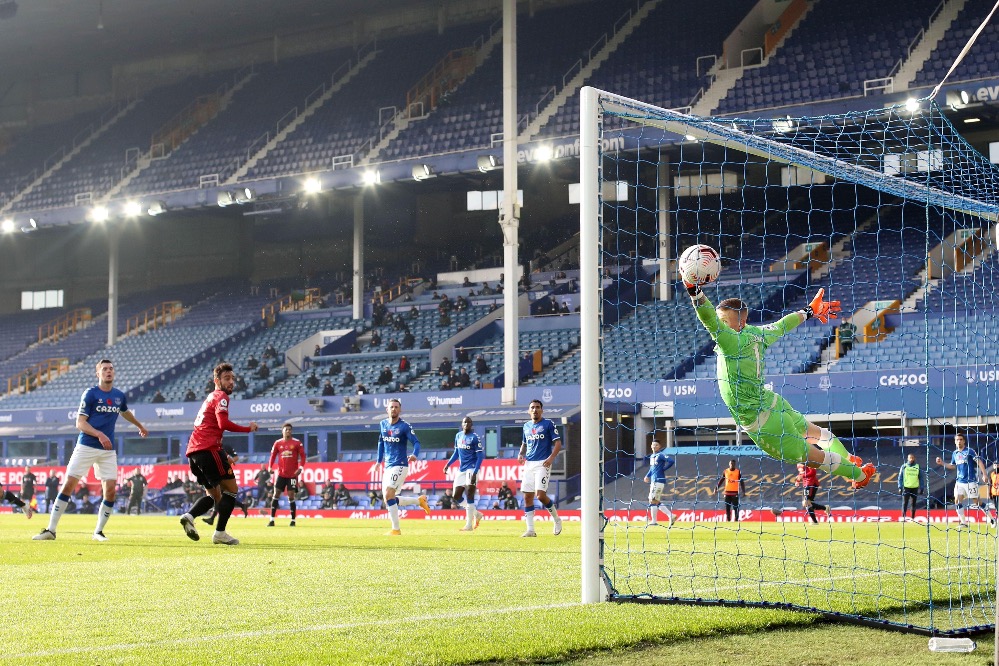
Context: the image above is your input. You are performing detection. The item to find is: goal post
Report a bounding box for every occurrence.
[579,85,999,634]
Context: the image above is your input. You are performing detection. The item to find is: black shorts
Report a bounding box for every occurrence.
[274,475,298,494]
[723,494,739,507]
[802,486,818,502]
[188,449,235,489]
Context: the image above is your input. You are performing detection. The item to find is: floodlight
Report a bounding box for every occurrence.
[234,188,255,204]
[1,219,14,233]
[904,98,920,114]
[412,164,435,181]
[477,155,498,173]
[217,191,235,207]
[147,201,167,216]
[303,177,322,194]
[362,170,381,186]
[90,206,109,223]
[534,145,553,162]
[123,201,143,217]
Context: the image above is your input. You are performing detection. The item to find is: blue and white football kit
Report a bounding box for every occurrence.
[645,450,676,525]
[376,417,428,531]
[521,418,562,536]
[444,430,486,530]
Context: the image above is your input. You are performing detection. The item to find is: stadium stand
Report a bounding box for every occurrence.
[716,0,939,114]
[911,0,999,88]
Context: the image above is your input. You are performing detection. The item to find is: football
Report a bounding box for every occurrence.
[770,507,783,517]
[678,244,721,286]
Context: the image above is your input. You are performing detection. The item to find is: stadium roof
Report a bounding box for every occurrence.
[0,0,413,74]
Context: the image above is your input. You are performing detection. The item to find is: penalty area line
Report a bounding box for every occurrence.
[10,602,582,658]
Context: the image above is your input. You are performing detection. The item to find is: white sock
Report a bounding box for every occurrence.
[525,508,535,531]
[648,506,658,525]
[397,496,419,507]
[817,450,843,474]
[388,503,401,530]
[546,503,559,520]
[659,505,674,522]
[956,504,966,523]
[47,497,69,532]
[95,500,113,534]
[465,505,474,527]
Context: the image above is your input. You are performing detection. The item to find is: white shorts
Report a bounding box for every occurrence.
[451,469,476,491]
[521,460,550,494]
[65,445,117,482]
[648,482,665,503]
[954,482,980,500]
[382,465,409,493]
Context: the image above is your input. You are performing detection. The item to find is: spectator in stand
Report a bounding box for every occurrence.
[472,379,482,389]
[385,338,399,352]
[334,483,357,507]
[349,341,361,354]
[398,356,410,373]
[455,296,468,312]
[341,370,356,388]
[456,368,471,388]
[183,478,201,506]
[356,382,368,395]
[438,308,451,327]
[455,347,470,363]
[376,366,393,385]
[438,489,456,510]
[420,336,432,350]
[304,371,320,389]
[321,483,337,509]
[255,363,270,380]
[369,488,384,510]
[462,276,472,288]
[322,380,335,396]
[75,483,91,513]
[263,343,278,360]
[328,359,342,376]
[409,305,419,320]
[438,357,452,377]
[234,375,247,392]
[498,482,518,510]
[475,354,489,375]
[439,378,452,391]
[402,331,416,349]
[431,291,441,300]
[313,344,322,357]
[560,302,570,315]
[296,484,310,503]
[246,354,259,370]
[151,390,166,403]
[182,388,197,401]
[487,302,498,313]
[204,378,215,394]
[370,331,382,348]
[447,369,459,388]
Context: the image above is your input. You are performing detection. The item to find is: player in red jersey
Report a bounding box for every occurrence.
[178,363,258,545]
[267,423,306,527]
[795,462,831,523]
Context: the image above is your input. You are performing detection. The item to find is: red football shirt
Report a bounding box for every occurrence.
[186,390,251,455]
[796,464,819,488]
[269,438,306,478]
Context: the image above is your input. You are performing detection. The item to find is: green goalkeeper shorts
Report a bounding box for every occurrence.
[738,391,809,464]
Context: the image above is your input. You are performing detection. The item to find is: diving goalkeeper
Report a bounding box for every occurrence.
[686,282,876,489]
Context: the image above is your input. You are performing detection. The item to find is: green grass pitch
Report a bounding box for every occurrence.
[1,515,991,665]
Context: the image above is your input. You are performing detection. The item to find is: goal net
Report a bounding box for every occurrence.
[579,86,999,636]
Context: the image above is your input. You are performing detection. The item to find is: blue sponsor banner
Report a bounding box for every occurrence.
[0,367,994,433]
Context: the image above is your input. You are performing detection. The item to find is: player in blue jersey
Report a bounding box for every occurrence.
[936,432,993,527]
[518,400,563,537]
[643,440,676,526]
[33,359,148,542]
[443,416,486,531]
[377,398,430,535]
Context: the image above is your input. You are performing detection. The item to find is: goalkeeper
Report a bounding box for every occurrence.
[686,282,876,488]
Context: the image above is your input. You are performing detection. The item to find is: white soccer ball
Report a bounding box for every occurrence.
[678,244,721,286]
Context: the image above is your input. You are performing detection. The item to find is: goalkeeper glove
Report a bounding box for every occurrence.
[802,288,841,323]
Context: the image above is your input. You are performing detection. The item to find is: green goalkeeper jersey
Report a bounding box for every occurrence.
[694,296,803,425]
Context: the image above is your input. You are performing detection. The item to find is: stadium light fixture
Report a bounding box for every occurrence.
[1,218,14,233]
[90,206,109,223]
[534,145,553,162]
[303,177,322,194]
[22,218,38,233]
[477,155,498,173]
[217,191,235,207]
[904,98,920,114]
[772,116,795,134]
[147,201,167,216]
[123,201,143,217]
[234,188,255,204]
[412,164,435,181]
[362,170,381,186]
[963,117,982,124]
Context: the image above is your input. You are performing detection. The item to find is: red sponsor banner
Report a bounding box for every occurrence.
[0,460,525,495]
